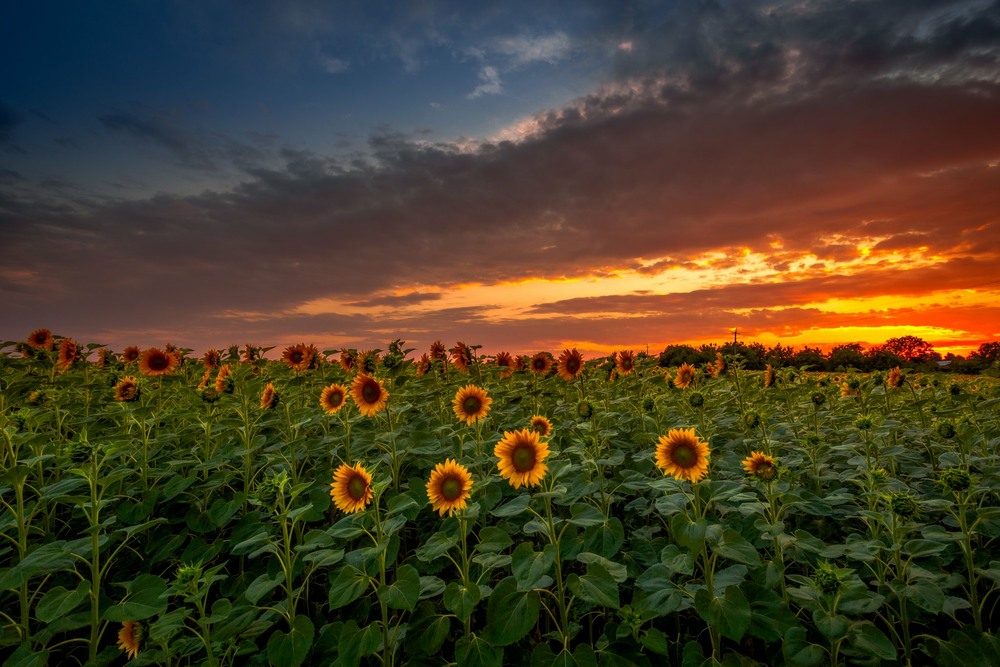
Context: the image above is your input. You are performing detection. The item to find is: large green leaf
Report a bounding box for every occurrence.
[444,581,481,621]
[456,634,503,667]
[328,565,370,610]
[266,615,314,667]
[103,574,168,621]
[36,581,90,623]
[486,576,540,645]
[568,562,620,609]
[694,586,751,642]
[511,541,555,591]
[377,563,420,611]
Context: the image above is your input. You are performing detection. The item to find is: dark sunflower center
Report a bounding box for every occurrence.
[441,477,462,501]
[567,358,580,373]
[622,360,633,370]
[362,381,380,403]
[149,354,169,371]
[533,359,544,370]
[512,445,536,472]
[329,391,343,407]
[671,444,696,467]
[463,397,481,414]
[290,351,304,363]
[347,475,367,500]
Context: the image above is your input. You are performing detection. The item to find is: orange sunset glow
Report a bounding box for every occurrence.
[2,2,998,361]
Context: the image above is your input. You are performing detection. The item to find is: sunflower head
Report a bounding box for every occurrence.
[242,344,259,363]
[495,351,515,378]
[886,367,904,389]
[616,350,636,376]
[415,353,432,377]
[673,363,696,389]
[57,338,82,370]
[529,415,553,437]
[114,376,140,402]
[764,364,775,388]
[320,383,348,414]
[139,347,178,377]
[429,340,447,360]
[350,374,389,417]
[655,428,710,483]
[426,459,474,517]
[940,467,972,493]
[122,346,140,363]
[215,365,234,394]
[453,384,491,425]
[339,348,357,372]
[450,341,473,373]
[331,462,374,513]
[260,383,280,410]
[27,328,54,350]
[357,350,380,374]
[577,400,594,420]
[742,451,776,481]
[557,348,585,381]
[529,351,553,375]
[494,428,550,489]
[118,620,142,660]
[202,349,221,369]
[282,343,314,371]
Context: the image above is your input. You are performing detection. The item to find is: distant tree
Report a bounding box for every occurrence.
[865,345,905,370]
[792,346,826,370]
[657,344,707,367]
[720,341,767,369]
[827,343,868,371]
[882,335,934,362]
[765,343,797,367]
[972,341,1000,364]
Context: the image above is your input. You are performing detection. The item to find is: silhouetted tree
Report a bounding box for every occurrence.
[828,343,868,371]
[882,335,934,362]
[792,346,826,370]
[657,344,707,367]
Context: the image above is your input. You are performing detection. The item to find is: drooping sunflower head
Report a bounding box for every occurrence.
[260,383,279,410]
[339,348,357,372]
[655,428,710,483]
[494,351,514,378]
[426,459,474,517]
[415,353,432,377]
[320,383,348,414]
[114,376,140,402]
[331,462,374,513]
[122,346,141,363]
[350,373,389,417]
[139,347,178,377]
[242,344,259,363]
[764,364,775,388]
[529,415,553,437]
[529,351,553,375]
[202,349,221,369]
[742,451,776,481]
[495,428,550,489]
[429,340,447,360]
[357,350,380,374]
[557,348,585,381]
[215,365,234,394]
[450,341,473,373]
[887,367,904,389]
[57,338,82,370]
[673,363,696,389]
[94,348,109,369]
[616,350,636,376]
[453,384,491,425]
[27,328,54,351]
[118,620,142,660]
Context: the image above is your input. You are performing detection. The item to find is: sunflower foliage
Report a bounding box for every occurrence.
[0,337,999,667]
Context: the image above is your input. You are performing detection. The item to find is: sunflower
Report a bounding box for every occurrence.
[415,353,432,377]
[202,349,221,369]
[655,428,710,483]
[118,620,141,660]
[495,351,514,378]
[453,384,491,425]
[529,351,553,376]
[260,383,279,410]
[330,462,374,513]
[616,350,636,376]
[282,343,312,371]
[840,382,857,398]
[138,347,177,377]
[742,451,776,481]
[495,428,550,489]
[557,348,585,381]
[529,415,553,437]
[887,367,904,389]
[57,338,82,370]
[426,459,474,517]
[350,374,389,417]
[320,383,348,414]
[215,364,233,393]
[114,376,140,402]
[94,348,109,369]
[339,348,357,372]
[764,364,775,388]
[357,350,380,374]
[429,340,447,361]
[450,341,473,373]
[196,368,211,391]
[673,363,696,389]
[122,346,141,363]
[242,344,259,363]
[27,328,54,350]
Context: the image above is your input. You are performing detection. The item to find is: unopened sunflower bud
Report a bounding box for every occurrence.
[642,396,656,413]
[936,422,956,439]
[941,467,971,493]
[814,563,841,595]
[688,392,704,408]
[854,416,873,430]
[743,412,761,429]
[889,492,920,519]
[577,400,594,420]
[811,392,826,407]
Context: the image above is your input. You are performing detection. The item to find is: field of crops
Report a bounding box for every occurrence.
[2,335,999,666]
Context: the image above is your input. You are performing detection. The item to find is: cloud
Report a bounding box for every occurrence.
[468,65,503,98]
[492,31,572,67]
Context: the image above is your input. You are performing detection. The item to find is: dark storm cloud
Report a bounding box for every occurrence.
[2,0,999,352]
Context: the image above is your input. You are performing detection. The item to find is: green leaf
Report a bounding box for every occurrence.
[245,570,283,605]
[849,622,896,661]
[576,552,627,583]
[905,580,944,613]
[782,627,824,666]
[670,514,708,553]
[328,565,370,610]
[711,529,762,567]
[902,539,948,558]
[486,576,540,646]
[812,609,849,640]
[337,621,381,667]
[567,503,606,527]
[492,494,531,517]
[36,581,90,623]
[266,615,314,667]
[377,563,420,611]
[582,518,625,558]
[641,628,670,655]
[568,562,620,609]
[633,564,682,617]
[444,581,481,621]
[456,634,504,667]
[103,574,168,621]
[511,541,555,591]
[694,586,751,642]
[415,531,460,561]
[476,526,514,553]
[2,644,49,667]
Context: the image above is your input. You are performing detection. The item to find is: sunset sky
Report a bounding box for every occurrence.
[2,0,999,358]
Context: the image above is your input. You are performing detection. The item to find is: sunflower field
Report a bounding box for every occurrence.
[2,334,1000,666]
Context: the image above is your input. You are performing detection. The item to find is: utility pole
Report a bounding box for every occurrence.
[732,328,738,344]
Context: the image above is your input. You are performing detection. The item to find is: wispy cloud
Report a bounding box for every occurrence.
[468,65,503,98]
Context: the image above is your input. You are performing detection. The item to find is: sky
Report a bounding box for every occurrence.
[2,0,1000,359]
